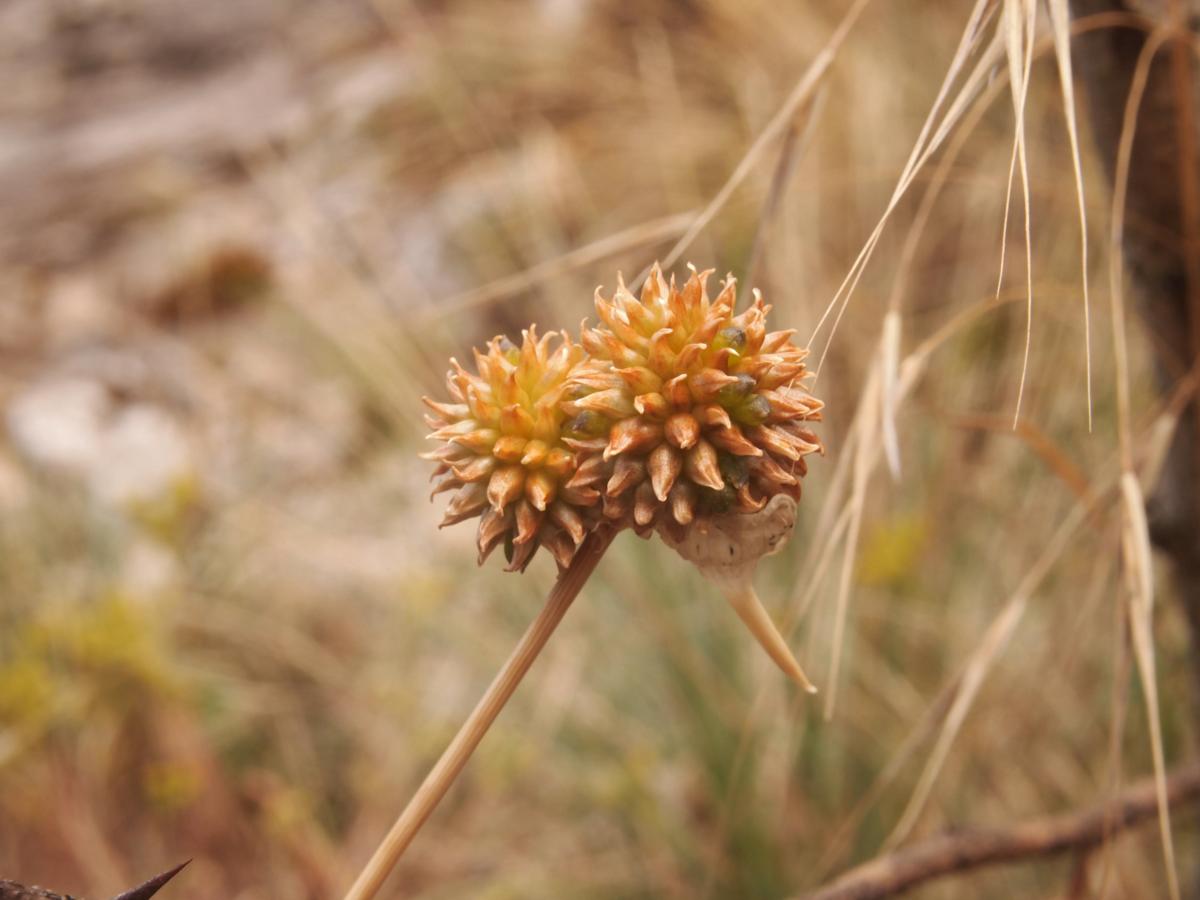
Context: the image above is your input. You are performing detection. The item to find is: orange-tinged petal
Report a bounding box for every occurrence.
[476,507,509,564]
[514,499,542,544]
[695,404,732,429]
[665,412,700,450]
[641,264,667,306]
[675,342,707,371]
[422,397,470,421]
[711,278,737,317]
[525,469,557,511]
[545,530,577,569]
[685,439,724,491]
[430,470,461,498]
[664,374,690,407]
[668,274,690,324]
[690,368,740,402]
[442,481,488,526]
[449,427,500,454]
[634,480,658,527]
[761,329,797,353]
[520,439,549,467]
[735,483,767,513]
[505,535,539,573]
[606,455,645,497]
[487,465,525,511]
[575,388,635,418]
[603,489,633,522]
[709,425,763,457]
[566,366,625,394]
[748,453,799,487]
[429,418,480,440]
[492,435,528,462]
[499,403,535,436]
[560,483,601,506]
[452,455,498,482]
[708,347,739,370]
[670,482,696,525]
[543,447,576,479]
[648,443,682,501]
[616,366,662,395]
[634,392,670,418]
[567,454,607,489]
[606,417,664,459]
[746,424,799,460]
[596,294,649,351]
[647,328,676,375]
[549,501,586,545]
[420,444,467,463]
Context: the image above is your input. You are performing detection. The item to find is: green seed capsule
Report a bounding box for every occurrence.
[716,373,756,406]
[732,394,772,426]
[564,410,608,438]
[498,336,521,364]
[712,326,747,354]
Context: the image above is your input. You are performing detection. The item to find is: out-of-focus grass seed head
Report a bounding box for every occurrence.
[564,263,824,542]
[422,327,596,572]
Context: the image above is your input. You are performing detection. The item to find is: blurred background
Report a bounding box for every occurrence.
[0,1,1194,897]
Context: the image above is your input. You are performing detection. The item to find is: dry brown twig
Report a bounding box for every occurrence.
[798,761,1200,900]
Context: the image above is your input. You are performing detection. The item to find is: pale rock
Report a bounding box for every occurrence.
[6,376,192,506]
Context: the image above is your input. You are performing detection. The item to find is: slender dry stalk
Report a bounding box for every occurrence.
[342,527,617,900]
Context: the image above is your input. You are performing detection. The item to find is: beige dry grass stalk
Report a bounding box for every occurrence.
[1107,22,1181,900]
[342,527,616,900]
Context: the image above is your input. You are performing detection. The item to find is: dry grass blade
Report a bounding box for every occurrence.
[797,292,1024,715]
[1047,0,1094,431]
[746,85,828,293]
[426,212,695,319]
[948,412,1092,502]
[635,0,873,288]
[810,4,1003,374]
[879,309,901,478]
[883,596,1026,850]
[823,361,879,719]
[1105,26,1180,898]
[1000,0,1037,427]
[1120,473,1180,900]
[884,499,1088,849]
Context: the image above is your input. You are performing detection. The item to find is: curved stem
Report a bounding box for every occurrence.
[343,528,616,900]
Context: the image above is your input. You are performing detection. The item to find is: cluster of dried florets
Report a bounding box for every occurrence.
[423,264,824,685]
[564,264,823,542]
[424,326,595,572]
[425,263,823,571]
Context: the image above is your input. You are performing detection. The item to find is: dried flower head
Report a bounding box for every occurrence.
[424,327,597,572]
[563,263,824,538]
[562,263,824,687]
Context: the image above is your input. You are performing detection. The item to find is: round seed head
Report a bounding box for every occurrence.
[565,263,824,536]
[423,327,600,571]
